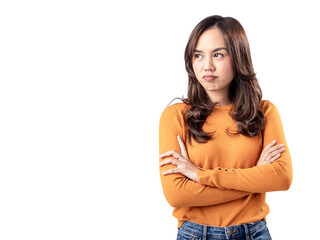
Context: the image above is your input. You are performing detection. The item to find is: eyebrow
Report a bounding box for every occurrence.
[194,47,228,53]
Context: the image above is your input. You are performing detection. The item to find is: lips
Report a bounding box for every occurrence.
[203,75,217,81]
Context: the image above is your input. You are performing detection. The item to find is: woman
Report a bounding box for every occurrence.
[159,15,292,240]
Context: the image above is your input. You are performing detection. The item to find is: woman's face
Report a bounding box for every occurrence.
[192,27,235,103]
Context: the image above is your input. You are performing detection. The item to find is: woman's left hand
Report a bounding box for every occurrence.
[159,135,200,182]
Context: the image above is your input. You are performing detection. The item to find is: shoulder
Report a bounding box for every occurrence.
[159,102,189,127]
[160,102,189,120]
[159,102,189,139]
[260,100,280,116]
[260,100,283,126]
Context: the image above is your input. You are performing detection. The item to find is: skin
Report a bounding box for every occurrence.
[159,27,286,182]
[192,27,235,105]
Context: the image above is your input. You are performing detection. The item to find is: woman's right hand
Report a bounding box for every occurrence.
[256,140,286,166]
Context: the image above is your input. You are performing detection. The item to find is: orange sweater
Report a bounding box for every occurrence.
[159,100,292,228]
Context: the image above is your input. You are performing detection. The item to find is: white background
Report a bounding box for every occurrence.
[0,0,319,239]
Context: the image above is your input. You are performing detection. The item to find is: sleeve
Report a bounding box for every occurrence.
[159,104,251,207]
[197,101,293,193]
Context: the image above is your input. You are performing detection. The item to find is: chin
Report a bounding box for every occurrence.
[206,86,219,91]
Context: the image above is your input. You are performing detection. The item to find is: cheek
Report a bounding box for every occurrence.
[218,61,235,79]
[192,62,202,77]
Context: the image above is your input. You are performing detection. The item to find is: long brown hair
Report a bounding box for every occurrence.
[183,15,265,144]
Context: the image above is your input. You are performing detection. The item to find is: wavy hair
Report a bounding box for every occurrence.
[182,15,265,144]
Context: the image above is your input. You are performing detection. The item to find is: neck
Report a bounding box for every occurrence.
[207,91,231,106]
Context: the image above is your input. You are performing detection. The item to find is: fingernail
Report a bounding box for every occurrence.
[272,140,276,143]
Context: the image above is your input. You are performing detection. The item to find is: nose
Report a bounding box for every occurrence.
[204,57,215,72]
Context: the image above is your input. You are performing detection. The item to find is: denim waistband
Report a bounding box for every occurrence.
[179,219,268,240]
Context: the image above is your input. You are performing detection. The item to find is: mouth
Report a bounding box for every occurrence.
[203,75,217,81]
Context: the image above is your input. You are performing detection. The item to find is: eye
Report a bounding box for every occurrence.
[214,53,223,58]
[194,54,202,59]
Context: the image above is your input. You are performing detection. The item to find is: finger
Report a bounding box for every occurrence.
[260,141,276,160]
[159,158,179,167]
[264,140,277,150]
[268,153,281,163]
[266,145,285,157]
[177,135,188,159]
[261,142,284,160]
[266,147,285,161]
[159,150,181,159]
[268,143,284,152]
[161,167,181,176]
[261,140,277,157]
[263,145,284,160]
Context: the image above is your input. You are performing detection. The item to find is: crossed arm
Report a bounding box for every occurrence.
[158,102,293,207]
[160,135,285,182]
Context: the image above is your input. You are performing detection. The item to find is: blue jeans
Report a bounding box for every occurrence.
[177,219,271,240]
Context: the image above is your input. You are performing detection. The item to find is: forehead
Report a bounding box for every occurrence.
[195,27,226,50]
